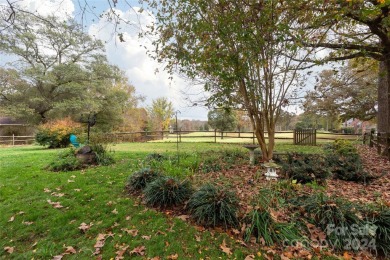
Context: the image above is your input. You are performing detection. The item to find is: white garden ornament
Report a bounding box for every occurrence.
[263,160,280,181]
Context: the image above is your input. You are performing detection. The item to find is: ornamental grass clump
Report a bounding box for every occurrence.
[47,148,82,172]
[364,208,390,257]
[126,168,160,193]
[244,187,301,246]
[291,193,363,251]
[187,184,239,228]
[90,143,115,166]
[143,176,192,208]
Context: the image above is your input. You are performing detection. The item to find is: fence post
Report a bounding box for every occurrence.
[252,131,255,144]
[293,130,296,145]
[214,129,217,143]
[179,128,182,142]
[369,129,374,147]
[314,129,317,146]
[12,134,15,146]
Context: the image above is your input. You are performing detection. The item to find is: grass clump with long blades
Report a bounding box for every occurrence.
[244,187,301,246]
[144,176,193,208]
[126,167,161,193]
[187,184,239,229]
[46,148,82,172]
[291,193,363,251]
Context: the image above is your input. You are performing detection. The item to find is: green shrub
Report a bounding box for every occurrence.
[144,176,192,208]
[47,148,82,172]
[244,210,301,246]
[187,184,238,228]
[323,139,357,157]
[326,154,369,182]
[291,193,363,251]
[324,140,370,183]
[90,143,115,166]
[126,168,160,192]
[35,118,82,148]
[364,208,390,257]
[278,153,330,184]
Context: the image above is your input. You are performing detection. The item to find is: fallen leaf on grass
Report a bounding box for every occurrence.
[195,235,201,242]
[4,246,14,254]
[47,200,64,209]
[167,253,179,259]
[130,245,145,256]
[78,222,92,233]
[142,235,151,240]
[121,228,138,237]
[44,188,51,193]
[67,179,75,183]
[244,255,255,260]
[52,245,76,260]
[64,246,76,254]
[112,208,118,214]
[74,189,81,192]
[115,245,129,260]
[22,221,34,225]
[220,239,232,255]
[8,216,14,222]
[93,234,107,255]
[51,192,65,197]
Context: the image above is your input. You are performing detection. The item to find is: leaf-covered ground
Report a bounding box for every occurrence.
[326,145,390,205]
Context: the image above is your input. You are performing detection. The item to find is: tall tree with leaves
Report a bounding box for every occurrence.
[0,12,138,129]
[289,0,390,132]
[147,97,174,131]
[304,60,377,122]
[142,0,311,160]
[207,108,237,132]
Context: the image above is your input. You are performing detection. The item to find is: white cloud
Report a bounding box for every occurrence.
[89,7,208,120]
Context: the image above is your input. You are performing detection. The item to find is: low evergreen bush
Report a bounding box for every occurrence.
[187,184,238,228]
[144,176,192,208]
[278,153,330,184]
[126,168,160,192]
[324,140,371,183]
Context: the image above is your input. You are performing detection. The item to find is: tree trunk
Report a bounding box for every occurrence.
[377,60,389,133]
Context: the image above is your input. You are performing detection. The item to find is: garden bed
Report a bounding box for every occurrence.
[129,143,390,259]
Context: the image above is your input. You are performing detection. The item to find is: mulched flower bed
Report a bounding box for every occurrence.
[130,144,390,259]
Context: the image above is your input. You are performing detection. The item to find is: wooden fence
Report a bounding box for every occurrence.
[0,130,361,146]
[364,131,390,159]
[104,129,357,144]
[0,135,35,145]
[293,129,317,146]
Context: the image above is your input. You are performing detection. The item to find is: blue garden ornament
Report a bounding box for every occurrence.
[69,134,80,148]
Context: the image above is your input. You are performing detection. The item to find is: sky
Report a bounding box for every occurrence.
[0,0,209,120]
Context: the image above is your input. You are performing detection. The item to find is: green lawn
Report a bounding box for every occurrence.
[0,142,323,259]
